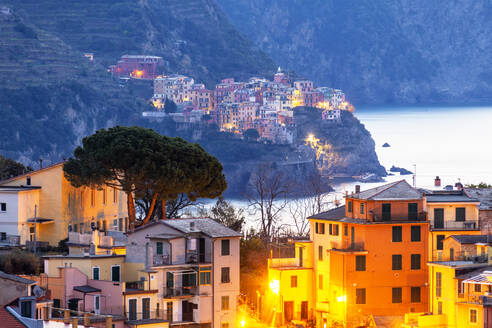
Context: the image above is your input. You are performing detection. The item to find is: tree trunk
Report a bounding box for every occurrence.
[127,191,136,231]
[141,193,159,225]
[161,199,166,220]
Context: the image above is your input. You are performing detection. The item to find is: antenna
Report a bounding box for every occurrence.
[412,164,417,187]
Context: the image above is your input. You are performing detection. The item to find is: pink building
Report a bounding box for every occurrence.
[110,55,163,79]
[303,91,324,108]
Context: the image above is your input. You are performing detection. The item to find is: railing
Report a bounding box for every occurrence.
[163,286,197,298]
[332,241,365,252]
[125,310,168,322]
[125,281,145,291]
[457,294,492,305]
[186,250,198,264]
[0,234,20,245]
[432,250,489,262]
[371,211,427,222]
[430,220,480,230]
[153,254,170,266]
[25,241,49,250]
[68,232,92,245]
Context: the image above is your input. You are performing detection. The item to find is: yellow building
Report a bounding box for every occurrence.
[0,162,128,246]
[266,240,315,326]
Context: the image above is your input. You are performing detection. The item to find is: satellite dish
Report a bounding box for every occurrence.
[33,285,45,298]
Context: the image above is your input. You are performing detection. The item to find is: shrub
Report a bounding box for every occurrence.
[0,250,40,275]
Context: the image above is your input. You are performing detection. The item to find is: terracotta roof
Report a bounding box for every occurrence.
[0,307,26,328]
[351,180,422,200]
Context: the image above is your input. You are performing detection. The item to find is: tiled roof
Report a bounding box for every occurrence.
[163,218,242,238]
[426,190,479,203]
[73,285,101,293]
[351,180,422,200]
[465,188,492,210]
[0,271,36,285]
[308,206,346,221]
[0,307,25,328]
[449,235,491,244]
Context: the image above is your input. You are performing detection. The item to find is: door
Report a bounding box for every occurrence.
[129,299,137,321]
[408,203,418,220]
[382,203,391,221]
[182,300,193,322]
[94,295,100,315]
[111,266,120,282]
[199,238,206,263]
[142,298,150,320]
[284,301,294,322]
[434,209,444,229]
[68,299,78,312]
[301,301,308,320]
[167,302,173,322]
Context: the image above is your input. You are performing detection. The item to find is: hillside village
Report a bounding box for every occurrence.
[2,162,492,327]
[110,55,352,144]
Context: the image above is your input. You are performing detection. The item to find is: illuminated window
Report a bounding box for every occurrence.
[318,274,323,289]
[318,246,323,261]
[392,255,402,270]
[356,288,366,304]
[470,309,477,323]
[411,226,421,242]
[392,287,402,303]
[291,276,297,288]
[436,272,442,297]
[221,296,229,310]
[411,254,421,270]
[411,287,421,303]
[392,226,402,242]
[356,255,366,271]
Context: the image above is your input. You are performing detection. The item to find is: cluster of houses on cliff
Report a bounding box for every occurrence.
[109,55,352,144]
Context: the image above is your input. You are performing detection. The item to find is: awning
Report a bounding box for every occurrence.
[462,273,492,285]
[27,218,54,224]
[73,285,101,293]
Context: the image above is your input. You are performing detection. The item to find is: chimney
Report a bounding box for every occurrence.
[434,176,441,187]
[39,158,43,169]
[455,182,463,191]
[355,185,361,194]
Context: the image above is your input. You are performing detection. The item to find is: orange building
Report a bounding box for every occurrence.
[308,180,429,327]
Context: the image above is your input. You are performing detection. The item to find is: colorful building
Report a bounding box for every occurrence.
[110,55,163,79]
[0,163,128,246]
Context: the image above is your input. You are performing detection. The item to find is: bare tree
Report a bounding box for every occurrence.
[247,163,291,243]
[287,173,332,236]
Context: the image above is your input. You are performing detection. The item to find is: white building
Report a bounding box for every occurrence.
[126,218,241,328]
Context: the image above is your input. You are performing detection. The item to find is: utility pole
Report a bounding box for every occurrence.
[413,164,417,188]
[33,204,37,256]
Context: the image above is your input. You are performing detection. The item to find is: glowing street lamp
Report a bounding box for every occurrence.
[337,294,347,302]
[240,319,246,327]
[269,279,280,295]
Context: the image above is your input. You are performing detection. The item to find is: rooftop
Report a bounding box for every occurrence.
[308,206,346,221]
[425,190,479,203]
[0,271,36,285]
[163,218,242,238]
[350,180,422,200]
[465,188,492,210]
[448,235,492,244]
[0,186,41,192]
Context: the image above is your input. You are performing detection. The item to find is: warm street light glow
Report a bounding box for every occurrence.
[269,279,280,295]
[337,295,347,302]
[240,319,246,327]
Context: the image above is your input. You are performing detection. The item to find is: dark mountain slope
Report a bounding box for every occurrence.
[217,0,492,104]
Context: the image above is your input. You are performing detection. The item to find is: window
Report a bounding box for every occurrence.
[0,203,6,212]
[348,201,353,213]
[93,267,100,280]
[356,288,366,304]
[333,224,339,236]
[200,267,211,285]
[411,254,421,270]
[411,226,421,242]
[408,203,418,220]
[356,255,366,271]
[392,226,402,242]
[91,189,95,207]
[319,274,323,289]
[329,224,332,235]
[291,276,298,288]
[318,246,323,261]
[475,284,481,292]
[222,323,229,328]
[456,207,466,221]
[392,255,402,270]
[436,272,442,297]
[360,203,365,214]
[221,267,230,283]
[113,187,117,203]
[382,203,391,221]
[315,222,319,233]
[102,188,106,205]
[436,235,445,250]
[129,299,137,321]
[437,301,442,314]
[470,309,477,323]
[118,218,123,232]
[26,177,31,186]
[344,225,348,236]
[221,296,229,310]
[113,219,118,231]
[79,223,84,233]
[221,239,230,256]
[411,287,421,303]
[392,287,402,303]
[111,265,120,282]
[156,242,163,255]
[95,295,101,314]
[142,298,150,320]
[20,300,32,318]
[320,223,325,234]
[301,301,308,320]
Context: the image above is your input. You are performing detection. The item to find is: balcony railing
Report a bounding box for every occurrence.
[430,220,479,230]
[163,286,197,298]
[186,250,198,264]
[432,250,489,263]
[0,234,20,245]
[125,310,168,322]
[371,211,427,222]
[153,254,170,266]
[331,241,365,252]
[457,294,492,305]
[125,281,145,291]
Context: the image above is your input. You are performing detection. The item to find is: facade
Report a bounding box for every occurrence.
[110,55,163,79]
[465,188,492,233]
[0,163,128,246]
[126,218,241,328]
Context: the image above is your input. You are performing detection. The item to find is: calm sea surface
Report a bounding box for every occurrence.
[211,105,492,230]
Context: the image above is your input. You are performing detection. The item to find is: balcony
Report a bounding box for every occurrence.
[185,250,198,264]
[430,220,479,230]
[431,250,488,263]
[0,233,20,246]
[371,211,427,222]
[153,254,171,266]
[125,310,169,324]
[162,286,197,298]
[457,294,492,305]
[125,281,145,291]
[331,241,366,252]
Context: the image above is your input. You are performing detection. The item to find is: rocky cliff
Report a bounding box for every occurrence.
[216,0,492,104]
